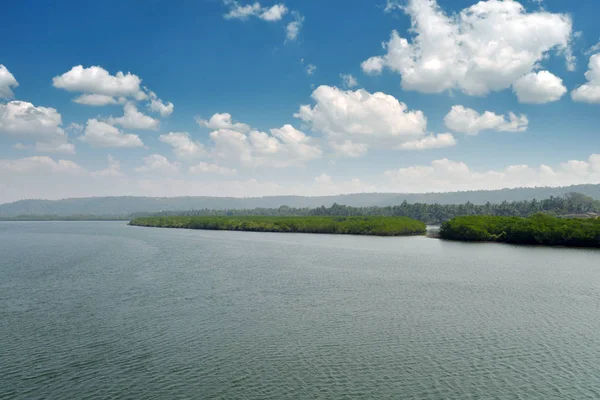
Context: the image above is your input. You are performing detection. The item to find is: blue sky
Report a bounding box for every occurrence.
[1,0,600,202]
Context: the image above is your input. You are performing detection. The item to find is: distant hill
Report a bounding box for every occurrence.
[1,184,600,217]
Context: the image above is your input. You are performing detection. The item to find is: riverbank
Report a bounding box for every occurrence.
[129,216,426,236]
[439,214,600,248]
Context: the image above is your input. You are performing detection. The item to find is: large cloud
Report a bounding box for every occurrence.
[108,103,159,130]
[53,65,147,102]
[210,124,322,167]
[571,54,600,103]
[512,71,567,104]
[159,132,206,160]
[79,119,144,148]
[444,105,528,135]
[295,85,454,155]
[0,65,19,98]
[363,0,573,97]
[0,100,75,154]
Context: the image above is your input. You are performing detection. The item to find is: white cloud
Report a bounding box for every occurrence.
[0,100,74,153]
[159,132,206,160]
[314,173,333,185]
[73,94,123,106]
[384,154,600,193]
[91,155,123,178]
[135,154,180,174]
[398,133,456,150]
[572,54,600,103]
[210,124,322,167]
[329,141,369,158]
[189,162,237,176]
[260,4,287,21]
[363,0,573,97]
[286,12,304,42]
[148,91,174,117]
[340,74,359,88]
[80,119,144,148]
[53,65,147,101]
[0,156,85,175]
[224,1,287,21]
[0,65,19,98]
[306,64,317,75]
[197,112,250,133]
[512,71,567,104]
[224,1,262,19]
[444,105,528,135]
[295,85,435,154]
[107,103,159,130]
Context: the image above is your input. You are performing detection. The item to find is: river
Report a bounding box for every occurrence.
[1,222,599,399]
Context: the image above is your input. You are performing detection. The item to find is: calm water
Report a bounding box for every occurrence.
[1,222,600,399]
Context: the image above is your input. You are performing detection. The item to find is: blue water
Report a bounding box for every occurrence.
[1,221,600,399]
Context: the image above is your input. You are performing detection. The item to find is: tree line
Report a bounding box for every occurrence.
[136,193,600,225]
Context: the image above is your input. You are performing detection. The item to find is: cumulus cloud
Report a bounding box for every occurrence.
[189,162,237,176]
[0,100,74,154]
[148,91,174,117]
[571,54,600,103]
[79,119,144,148]
[107,103,159,130]
[135,154,180,174]
[512,71,567,104]
[260,4,288,21]
[53,65,147,103]
[384,154,600,193]
[210,124,322,167]
[0,65,19,98]
[362,0,573,97]
[444,105,528,135]
[286,12,304,42]
[159,132,206,160]
[340,74,359,88]
[197,112,251,133]
[295,85,452,155]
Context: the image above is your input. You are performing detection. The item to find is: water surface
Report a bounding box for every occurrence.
[1,222,599,399]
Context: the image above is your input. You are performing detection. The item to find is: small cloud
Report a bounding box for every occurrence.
[340,73,358,88]
[306,64,317,75]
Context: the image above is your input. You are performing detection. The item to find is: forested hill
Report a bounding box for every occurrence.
[1,184,600,217]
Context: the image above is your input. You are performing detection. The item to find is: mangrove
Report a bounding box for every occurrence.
[129,216,426,236]
[439,214,600,247]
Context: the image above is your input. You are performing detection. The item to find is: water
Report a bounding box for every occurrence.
[1,222,600,399]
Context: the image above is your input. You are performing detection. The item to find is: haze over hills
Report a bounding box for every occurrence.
[1,184,600,217]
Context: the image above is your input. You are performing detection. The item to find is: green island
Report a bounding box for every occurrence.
[439,214,600,248]
[129,216,426,236]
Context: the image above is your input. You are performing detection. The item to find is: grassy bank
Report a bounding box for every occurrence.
[129,216,426,236]
[439,214,600,247]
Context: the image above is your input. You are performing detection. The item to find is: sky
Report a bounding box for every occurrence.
[1,0,600,203]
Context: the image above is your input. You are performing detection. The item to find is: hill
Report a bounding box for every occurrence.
[1,184,600,217]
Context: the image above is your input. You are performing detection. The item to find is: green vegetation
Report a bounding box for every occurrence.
[440,214,600,247]
[129,216,426,236]
[140,193,600,225]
